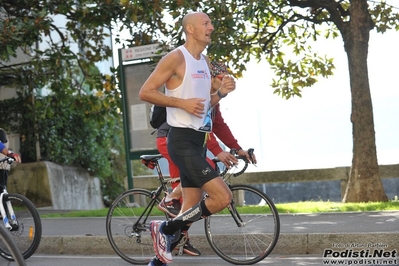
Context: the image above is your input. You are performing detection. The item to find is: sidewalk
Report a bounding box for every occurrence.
[36,211,399,255]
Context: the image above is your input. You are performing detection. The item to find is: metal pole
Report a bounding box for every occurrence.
[118,48,134,190]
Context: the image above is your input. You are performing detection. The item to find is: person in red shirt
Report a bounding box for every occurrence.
[155,60,257,257]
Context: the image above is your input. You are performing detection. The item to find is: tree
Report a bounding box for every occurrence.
[0,2,163,157]
[117,0,397,202]
[2,1,397,202]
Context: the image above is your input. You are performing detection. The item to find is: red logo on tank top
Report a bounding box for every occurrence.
[191,70,209,79]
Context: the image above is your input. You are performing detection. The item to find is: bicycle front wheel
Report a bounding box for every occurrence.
[0,193,42,261]
[0,225,26,266]
[106,188,166,265]
[204,184,280,265]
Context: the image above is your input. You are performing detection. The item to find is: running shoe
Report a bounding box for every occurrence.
[174,239,201,256]
[150,220,174,264]
[147,256,168,266]
[157,198,181,218]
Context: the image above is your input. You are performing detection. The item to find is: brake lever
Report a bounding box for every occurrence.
[230,148,237,155]
[247,148,257,167]
[6,157,15,164]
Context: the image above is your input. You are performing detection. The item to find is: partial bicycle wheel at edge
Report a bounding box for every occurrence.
[106,188,166,265]
[204,184,280,265]
[0,225,26,266]
[0,193,42,261]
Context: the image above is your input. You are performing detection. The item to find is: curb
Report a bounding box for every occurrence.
[36,233,399,255]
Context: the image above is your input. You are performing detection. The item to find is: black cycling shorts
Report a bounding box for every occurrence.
[167,127,219,188]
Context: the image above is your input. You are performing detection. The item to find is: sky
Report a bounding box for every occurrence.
[113,25,399,173]
[218,30,399,171]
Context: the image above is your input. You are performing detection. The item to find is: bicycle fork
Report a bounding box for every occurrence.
[227,200,245,228]
[0,190,18,231]
[203,192,245,228]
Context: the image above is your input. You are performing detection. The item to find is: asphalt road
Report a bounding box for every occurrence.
[40,211,399,236]
[1,254,398,266]
[1,211,398,266]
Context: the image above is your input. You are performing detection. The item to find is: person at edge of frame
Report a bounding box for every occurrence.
[0,128,21,194]
[139,11,248,266]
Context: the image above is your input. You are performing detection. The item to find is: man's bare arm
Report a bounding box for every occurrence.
[139,51,182,106]
[139,50,207,118]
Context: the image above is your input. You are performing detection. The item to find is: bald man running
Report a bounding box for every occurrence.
[139,11,236,266]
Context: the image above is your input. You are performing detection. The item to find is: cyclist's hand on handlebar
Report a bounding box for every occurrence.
[8,152,21,163]
[216,151,238,169]
[237,149,257,165]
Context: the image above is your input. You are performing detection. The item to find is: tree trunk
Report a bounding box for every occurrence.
[341,0,387,202]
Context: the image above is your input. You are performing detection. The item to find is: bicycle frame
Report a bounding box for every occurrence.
[0,157,18,231]
[130,155,172,238]
[107,149,280,265]
[131,190,160,239]
[0,188,18,230]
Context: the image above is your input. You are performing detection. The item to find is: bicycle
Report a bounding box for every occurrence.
[0,156,42,261]
[106,148,280,265]
[0,225,26,266]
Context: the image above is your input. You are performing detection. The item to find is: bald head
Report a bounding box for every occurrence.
[182,12,207,33]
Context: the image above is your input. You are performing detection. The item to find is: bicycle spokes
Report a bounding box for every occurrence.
[205,185,280,265]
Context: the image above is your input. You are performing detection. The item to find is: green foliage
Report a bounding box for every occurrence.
[0,0,142,201]
[2,0,398,101]
[0,92,127,205]
[112,1,398,99]
[370,1,399,32]
[276,200,399,214]
[0,0,169,203]
[2,0,398,204]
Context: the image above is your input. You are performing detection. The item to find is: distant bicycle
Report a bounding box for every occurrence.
[0,156,42,261]
[106,148,280,265]
[0,225,26,265]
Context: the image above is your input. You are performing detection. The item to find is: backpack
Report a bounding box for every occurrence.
[149,105,167,129]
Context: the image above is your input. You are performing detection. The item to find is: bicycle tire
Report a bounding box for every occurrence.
[0,225,26,266]
[106,188,166,265]
[204,184,280,265]
[0,193,42,261]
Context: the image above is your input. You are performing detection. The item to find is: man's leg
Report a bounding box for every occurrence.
[155,136,202,256]
[157,137,182,217]
[150,177,231,263]
[161,177,232,236]
[151,128,227,263]
[162,156,216,213]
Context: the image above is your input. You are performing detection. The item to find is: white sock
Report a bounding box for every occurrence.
[165,194,173,202]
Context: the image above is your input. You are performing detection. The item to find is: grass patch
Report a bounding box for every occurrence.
[40,200,399,218]
[276,200,399,214]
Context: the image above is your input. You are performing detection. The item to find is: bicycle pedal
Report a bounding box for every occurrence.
[178,246,184,256]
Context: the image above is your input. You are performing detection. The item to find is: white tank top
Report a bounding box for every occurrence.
[165,46,212,132]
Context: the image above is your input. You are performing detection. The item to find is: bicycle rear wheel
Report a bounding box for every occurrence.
[204,184,280,265]
[0,193,42,261]
[106,188,166,265]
